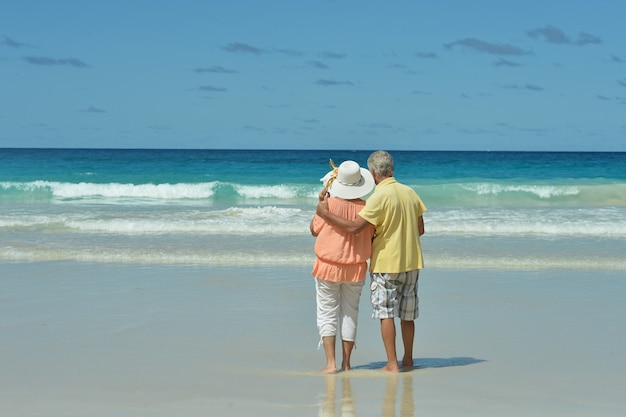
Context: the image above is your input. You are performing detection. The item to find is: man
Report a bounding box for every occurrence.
[316,150,426,372]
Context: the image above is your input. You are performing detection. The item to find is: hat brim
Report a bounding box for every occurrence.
[321,168,375,199]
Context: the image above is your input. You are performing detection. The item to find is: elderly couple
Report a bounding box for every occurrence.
[310,150,426,373]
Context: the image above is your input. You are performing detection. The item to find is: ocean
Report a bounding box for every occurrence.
[1,148,625,270]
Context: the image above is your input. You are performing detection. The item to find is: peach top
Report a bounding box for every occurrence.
[311,198,375,282]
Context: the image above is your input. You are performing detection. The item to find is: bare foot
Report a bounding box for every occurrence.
[381,363,400,373]
[401,359,414,370]
[341,362,351,372]
[320,366,338,374]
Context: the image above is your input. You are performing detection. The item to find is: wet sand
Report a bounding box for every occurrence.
[1,262,625,416]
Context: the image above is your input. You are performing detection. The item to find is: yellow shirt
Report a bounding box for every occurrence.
[358,177,427,273]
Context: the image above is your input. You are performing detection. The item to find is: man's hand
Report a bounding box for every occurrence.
[318,187,329,201]
[316,189,330,219]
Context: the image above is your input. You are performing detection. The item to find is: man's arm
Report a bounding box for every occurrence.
[418,215,425,236]
[316,195,371,234]
[310,217,319,237]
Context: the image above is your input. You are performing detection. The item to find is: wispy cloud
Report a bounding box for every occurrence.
[244,125,266,132]
[458,127,494,135]
[576,32,602,45]
[386,63,407,70]
[367,122,393,129]
[193,66,238,74]
[198,85,228,92]
[307,60,329,69]
[1,36,29,48]
[415,52,437,59]
[618,79,626,88]
[444,38,530,56]
[319,51,346,59]
[23,56,89,67]
[81,106,106,113]
[314,79,354,86]
[494,58,523,67]
[611,55,624,63]
[222,42,266,55]
[274,48,304,57]
[597,94,626,102]
[527,25,602,45]
[500,83,544,91]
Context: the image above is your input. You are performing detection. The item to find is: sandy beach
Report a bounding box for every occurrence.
[1,261,625,416]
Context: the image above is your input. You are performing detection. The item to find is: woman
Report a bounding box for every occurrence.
[310,160,375,373]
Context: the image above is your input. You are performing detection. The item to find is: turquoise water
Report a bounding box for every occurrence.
[1,148,625,269]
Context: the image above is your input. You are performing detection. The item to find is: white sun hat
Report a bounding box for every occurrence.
[320,160,375,199]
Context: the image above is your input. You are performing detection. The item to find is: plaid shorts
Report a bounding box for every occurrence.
[370,270,419,320]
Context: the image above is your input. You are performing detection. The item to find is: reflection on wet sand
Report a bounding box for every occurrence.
[380,374,414,417]
[317,357,484,416]
[319,376,356,417]
[319,374,414,417]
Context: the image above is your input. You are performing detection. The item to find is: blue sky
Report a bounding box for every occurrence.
[1,1,625,151]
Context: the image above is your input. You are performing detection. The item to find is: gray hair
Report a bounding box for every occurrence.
[367,150,394,177]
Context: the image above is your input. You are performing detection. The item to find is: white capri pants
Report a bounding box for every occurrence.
[315,278,365,342]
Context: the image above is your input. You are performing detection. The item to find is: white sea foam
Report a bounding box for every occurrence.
[1,180,321,204]
[2,206,625,237]
[52,181,218,199]
[427,207,626,237]
[233,184,299,199]
[1,181,219,201]
[460,183,580,198]
[4,180,626,208]
[425,254,626,270]
[2,245,624,270]
[0,246,315,266]
[0,206,311,235]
